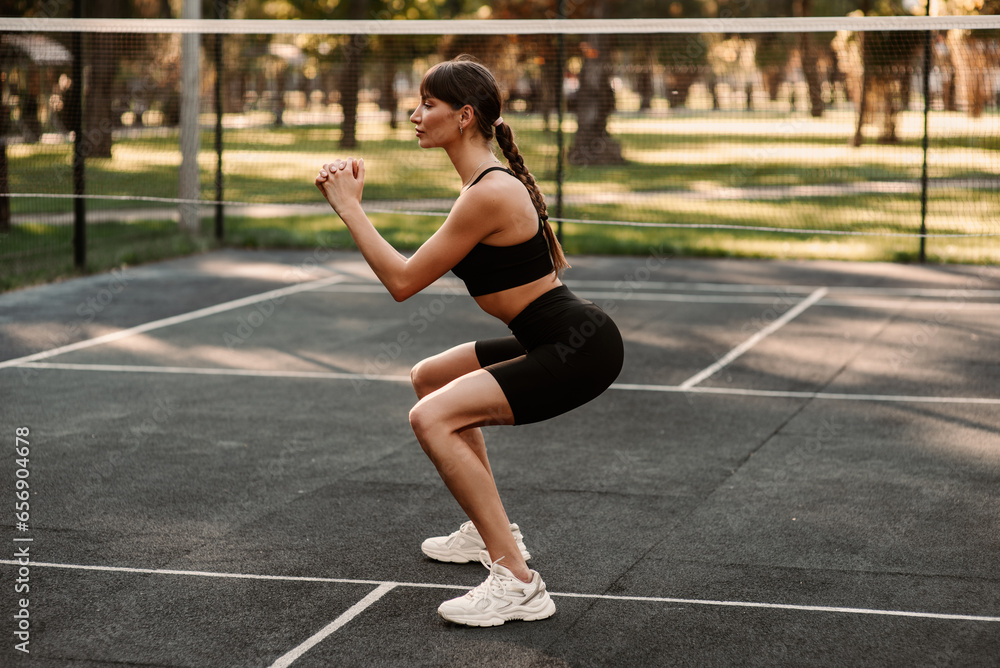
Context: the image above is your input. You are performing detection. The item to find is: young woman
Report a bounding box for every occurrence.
[315,56,623,627]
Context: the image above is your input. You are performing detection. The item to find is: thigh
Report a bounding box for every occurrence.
[413,369,516,433]
[411,341,482,398]
[475,336,528,367]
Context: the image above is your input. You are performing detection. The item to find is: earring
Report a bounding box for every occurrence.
[459,124,464,136]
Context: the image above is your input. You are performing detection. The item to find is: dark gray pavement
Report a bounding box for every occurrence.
[1,250,999,667]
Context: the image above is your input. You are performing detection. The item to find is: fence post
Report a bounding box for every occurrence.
[71,0,85,270]
[214,11,224,241]
[0,31,10,234]
[554,0,566,243]
[918,4,932,263]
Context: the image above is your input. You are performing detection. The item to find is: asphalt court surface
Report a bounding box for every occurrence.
[2,249,999,667]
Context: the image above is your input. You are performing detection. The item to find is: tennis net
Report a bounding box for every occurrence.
[1,15,998,287]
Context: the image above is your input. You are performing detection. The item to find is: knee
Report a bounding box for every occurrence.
[408,399,438,452]
[410,396,465,458]
[410,358,436,399]
[409,401,465,472]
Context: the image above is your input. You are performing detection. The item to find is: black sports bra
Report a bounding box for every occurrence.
[451,167,554,297]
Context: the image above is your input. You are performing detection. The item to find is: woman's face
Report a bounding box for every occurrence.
[410,95,461,149]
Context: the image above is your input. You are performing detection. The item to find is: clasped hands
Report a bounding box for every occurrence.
[316,157,365,215]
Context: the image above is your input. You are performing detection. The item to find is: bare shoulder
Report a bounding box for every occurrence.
[457,170,538,242]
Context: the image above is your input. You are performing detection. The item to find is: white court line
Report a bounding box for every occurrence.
[316,281,1000,311]
[0,274,347,371]
[17,362,1000,405]
[322,279,1000,298]
[566,280,1000,298]
[269,582,397,668]
[813,298,1000,312]
[318,283,784,304]
[575,290,1000,310]
[0,560,465,590]
[679,287,829,389]
[1,560,998,624]
[332,277,1000,299]
[551,592,1000,622]
[17,362,412,384]
[315,283,457,295]
[4,278,990,376]
[612,383,1000,405]
[312,283,1000,309]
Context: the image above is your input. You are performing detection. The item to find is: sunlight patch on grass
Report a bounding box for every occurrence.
[607,109,1000,141]
[4,112,997,290]
[624,142,996,172]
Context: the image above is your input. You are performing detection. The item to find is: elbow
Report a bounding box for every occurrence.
[384,264,423,301]
[388,283,417,302]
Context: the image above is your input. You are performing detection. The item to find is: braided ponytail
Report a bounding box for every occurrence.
[420,55,570,276]
[494,121,571,275]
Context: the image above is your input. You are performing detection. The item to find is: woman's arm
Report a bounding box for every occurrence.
[317,158,500,302]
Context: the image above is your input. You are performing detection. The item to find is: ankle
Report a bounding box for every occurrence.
[512,569,533,584]
[488,553,532,583]
[503,564,532,583]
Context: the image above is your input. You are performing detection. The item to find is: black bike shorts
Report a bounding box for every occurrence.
[475,285,624,425]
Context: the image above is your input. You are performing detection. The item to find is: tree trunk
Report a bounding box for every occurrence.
[635,35,654,112]
[0,36,9,234]
[273,66,286,126]
[339,0,367,149]
[948,31,986,117]
[763,67,784,101]
[541,38,560,131]
[568,33,623,166]
[637,69,653,111]
[379,62,398,130]
[800,34,825,117]
[83,32,116,158]
[795,0,824,117]
[22,68,41,142]
[853,50,869,147]
[82,0,127,159]
[0,136,8,233]
[853,0,871,146]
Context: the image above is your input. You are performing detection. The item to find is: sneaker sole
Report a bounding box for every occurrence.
[437,595,556,627]
[421,544,532,564]
[421,544,476,563]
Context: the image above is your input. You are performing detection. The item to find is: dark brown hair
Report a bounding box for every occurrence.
[420,55,570,274]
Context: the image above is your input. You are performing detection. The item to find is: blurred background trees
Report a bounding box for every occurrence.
[0,0,996,164]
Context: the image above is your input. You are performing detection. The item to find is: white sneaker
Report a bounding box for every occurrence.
[421,521,531,563]
[437,553,556,627]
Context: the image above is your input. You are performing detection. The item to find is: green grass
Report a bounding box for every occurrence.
[3,108,997,291]
[0,221,209,292]
[10,112,998,211]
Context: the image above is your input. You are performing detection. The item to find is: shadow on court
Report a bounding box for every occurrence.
[2,249,999,667]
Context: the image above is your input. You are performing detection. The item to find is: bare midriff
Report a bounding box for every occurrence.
[471,272,563,325]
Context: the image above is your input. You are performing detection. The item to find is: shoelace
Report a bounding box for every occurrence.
[477,549,495,569]
[446,521,477,548]
[467,553,510,603]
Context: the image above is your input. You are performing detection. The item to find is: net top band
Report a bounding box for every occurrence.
[1,16,998,35]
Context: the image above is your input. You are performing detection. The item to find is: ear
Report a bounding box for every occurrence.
[459,104,476,126]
